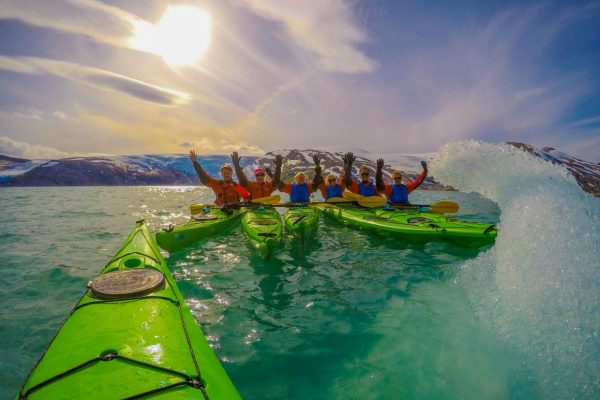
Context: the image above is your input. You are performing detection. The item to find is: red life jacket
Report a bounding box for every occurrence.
[213,181,245,205]
[249,182,273,200]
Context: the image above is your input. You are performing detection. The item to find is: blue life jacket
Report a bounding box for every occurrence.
[325,184,343,199]
[290,183,310,202]
[389,184,409,204]
[358,181,377,197]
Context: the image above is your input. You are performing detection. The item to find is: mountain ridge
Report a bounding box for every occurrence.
[0,143,597,196]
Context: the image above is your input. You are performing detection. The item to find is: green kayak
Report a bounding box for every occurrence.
[241,206,283,259]
[284,205,319,243]
[156,206,243,253]
[319,204,497,246]
[18,220,241,399]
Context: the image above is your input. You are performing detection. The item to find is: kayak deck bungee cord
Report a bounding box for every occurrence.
[18,220,241,399]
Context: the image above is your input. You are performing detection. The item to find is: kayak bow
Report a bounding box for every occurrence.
[18,220,241,399]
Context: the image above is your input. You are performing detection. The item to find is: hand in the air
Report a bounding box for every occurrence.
[343,152,356,166]
[376,159,385,170]
[231,151,241,166]
[421,161,428,173]
[274,154,283,168]
[189,150,197,163]
[312,154,321,166]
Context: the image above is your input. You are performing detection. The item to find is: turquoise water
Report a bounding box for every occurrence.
[1,144,598,399]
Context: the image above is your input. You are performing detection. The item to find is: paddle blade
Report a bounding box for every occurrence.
[429,201,459,214]
[356,196,386,208]
[326,197,348,203]
[190,203,207,215]
[342,191,361,201]
[251,195,281,205]
[342,191,385,208]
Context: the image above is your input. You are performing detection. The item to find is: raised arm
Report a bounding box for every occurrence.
[189,150,211,185]
[312,154,323,190]
[375,158,385,191]
[342,152,355,187]
[406,161,428,193]
[271,154,283,188]
[231,151,249,187]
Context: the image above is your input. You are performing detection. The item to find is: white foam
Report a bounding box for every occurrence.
[430,140,600,398]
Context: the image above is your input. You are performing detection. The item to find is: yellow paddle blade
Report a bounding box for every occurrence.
[341,191,385,208]
[189,203,208,215]
[326,197,348,203]
[251,195,281,205]
[342,191,361,201]
[356,196,386,208]
[429,201,459,214]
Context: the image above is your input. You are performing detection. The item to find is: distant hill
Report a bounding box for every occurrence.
[1,144,598,196]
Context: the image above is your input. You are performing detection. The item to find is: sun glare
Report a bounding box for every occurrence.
[129,5,212,68]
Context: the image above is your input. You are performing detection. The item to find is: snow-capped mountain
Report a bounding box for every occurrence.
[0,154,258,186]
[507,142,600,196]
[255,149,450,190]
[1,144,597,196]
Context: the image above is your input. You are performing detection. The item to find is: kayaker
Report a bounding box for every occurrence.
[342,151,382,197]
[377,160,428,205]
[279,170,319,203]
[231,152,283,200]
[189,150,248,206]
[313,154,345,200]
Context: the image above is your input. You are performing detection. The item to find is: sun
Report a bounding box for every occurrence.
[129,5,212,68]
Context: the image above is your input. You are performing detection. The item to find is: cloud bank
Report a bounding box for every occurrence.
[0,136,75,159]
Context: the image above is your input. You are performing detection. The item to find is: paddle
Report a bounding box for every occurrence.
[342,191,459,214]
[219,195,384,210]
[190,195,282,215]
[341,191,387,207]
[392,201,459,214]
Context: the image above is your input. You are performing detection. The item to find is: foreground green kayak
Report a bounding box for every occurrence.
[18,221,241,399]
[241,206,283,259]
[319,204,497,246]
[284,205,319,243]
[156,206,243,253]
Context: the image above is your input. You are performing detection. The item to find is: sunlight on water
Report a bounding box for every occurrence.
[430,140,600,399]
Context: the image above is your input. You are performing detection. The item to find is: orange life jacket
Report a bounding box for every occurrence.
[249,182,273,200]
[213,181,244,205]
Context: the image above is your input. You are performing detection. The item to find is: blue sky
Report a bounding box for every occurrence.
[0,0,598,161]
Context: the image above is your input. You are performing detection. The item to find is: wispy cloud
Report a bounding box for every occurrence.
[8,107,79,123]
[239,0,377,73]
[0,0,137,48]
[0,56,190,105]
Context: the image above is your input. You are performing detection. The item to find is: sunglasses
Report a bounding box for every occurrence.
[328,179,336,183]
[360,172,369,176]
[255,173,265,177]
[393,177,402,180]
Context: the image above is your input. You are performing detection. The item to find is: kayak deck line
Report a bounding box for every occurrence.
[20,351,208,400]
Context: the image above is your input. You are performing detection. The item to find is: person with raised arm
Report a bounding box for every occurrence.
[313,154,345,200]
[231,151,283,200]
[342,152,382,197]
[376,159,428,205]
[188,150,247,206]
[278,155,320,203]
